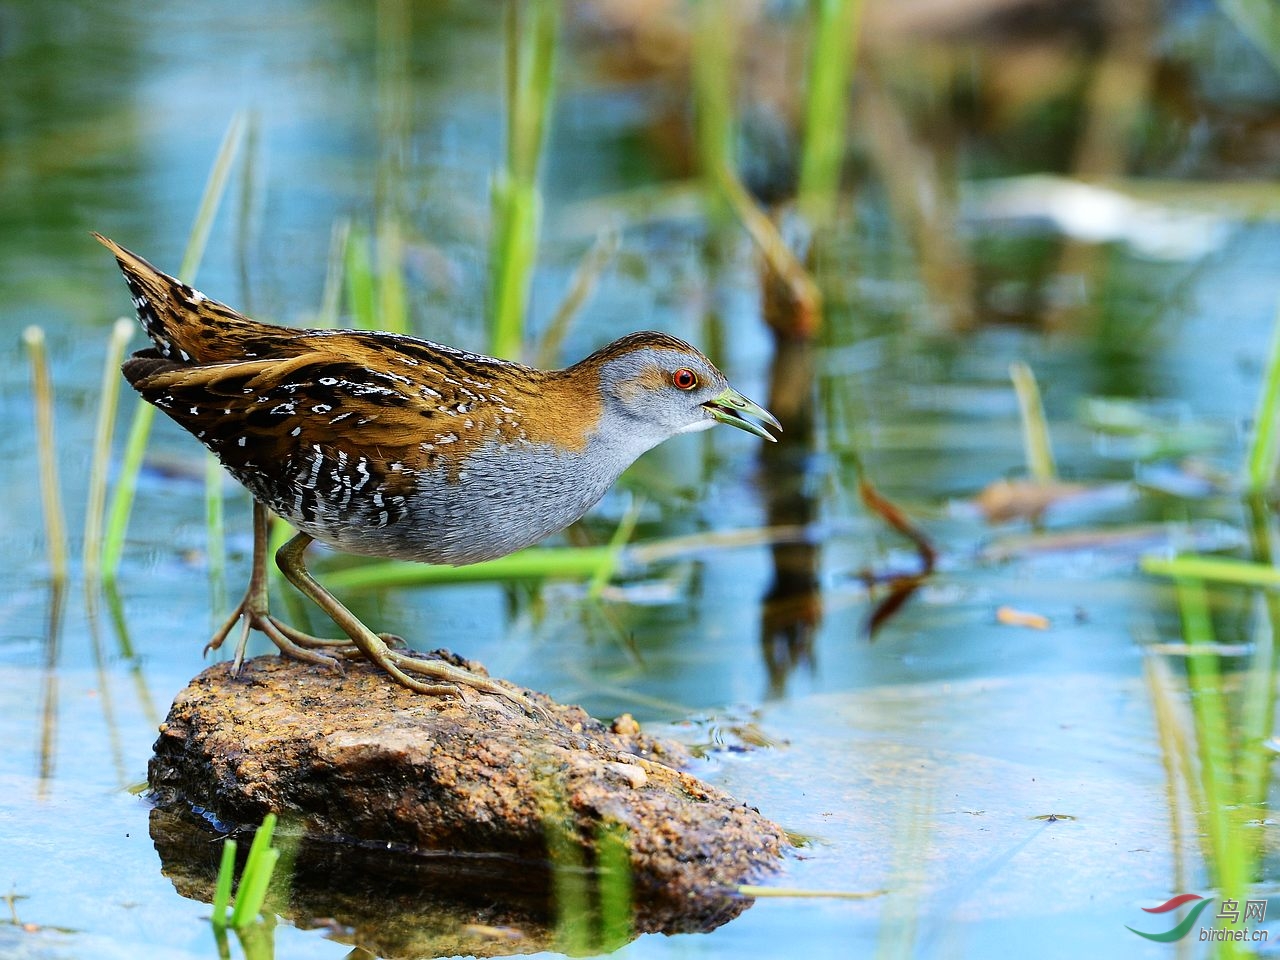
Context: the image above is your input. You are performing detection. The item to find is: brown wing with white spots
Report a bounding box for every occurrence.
[122,350,527,529]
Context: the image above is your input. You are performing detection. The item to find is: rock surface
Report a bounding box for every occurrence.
[148,653,788,945]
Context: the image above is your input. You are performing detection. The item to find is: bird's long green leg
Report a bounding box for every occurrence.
[206,501,366,670]
[205,501,344,670]
[275,531,544,715]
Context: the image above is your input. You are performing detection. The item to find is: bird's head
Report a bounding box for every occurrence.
[577,331,780,449]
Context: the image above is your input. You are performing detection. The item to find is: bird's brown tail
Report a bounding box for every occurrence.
[94,234,189,356]
[94,232,261,364]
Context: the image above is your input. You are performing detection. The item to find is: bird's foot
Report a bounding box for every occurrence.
[205,599,337,673]
[377,647,552,721]
[206,584,545,719]
[205,593,395,674]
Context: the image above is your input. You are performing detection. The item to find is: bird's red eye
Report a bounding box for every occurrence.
[672,368,698,390]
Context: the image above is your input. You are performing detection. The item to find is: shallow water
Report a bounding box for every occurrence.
[3,2,1280,958]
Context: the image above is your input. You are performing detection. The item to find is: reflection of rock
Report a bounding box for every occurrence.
[149,655,787,954]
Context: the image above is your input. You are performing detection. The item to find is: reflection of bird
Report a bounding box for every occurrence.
[97,234,779,707]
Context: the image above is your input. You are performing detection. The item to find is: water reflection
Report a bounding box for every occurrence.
[151,806,753,958]
[37,582,64,798]
[759,335,821,698]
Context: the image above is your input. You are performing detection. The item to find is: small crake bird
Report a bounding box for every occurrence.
[97,234,779,709]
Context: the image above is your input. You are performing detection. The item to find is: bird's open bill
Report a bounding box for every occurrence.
[702,387,782,441]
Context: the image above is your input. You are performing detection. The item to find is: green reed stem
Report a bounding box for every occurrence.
[1238,496,1280,811]
[101,111,247,582]
[1142,554,1280,587]
[534,226,620,369]
[24,326,69,584]
[345,224,377,329]
[588,500,641,600]
[181,113,247,281]
[229,812,280,928]
[692,0,736,209]
[1171,578,1251,913]
[83,318,135,586]
[374,0,411,335]
[205,456,226,607]
[490,0,560,359]
[322,544,620,591]
[316,218,350,329]
[377,215,409,335]
[210,838,238,930]
[1009,361,1057,482]
[797,0,862,226]
[1238,594,1278,809]
[102,404,155,583]
[1244,302,1280,493]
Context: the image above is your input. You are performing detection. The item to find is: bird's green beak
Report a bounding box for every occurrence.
[702,387,782,441]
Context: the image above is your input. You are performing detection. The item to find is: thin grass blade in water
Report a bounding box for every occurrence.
[101,110,247,582]
[24,326,69,585]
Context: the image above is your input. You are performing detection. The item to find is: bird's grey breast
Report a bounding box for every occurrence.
[296,435,626,565]
[397,438,624,564]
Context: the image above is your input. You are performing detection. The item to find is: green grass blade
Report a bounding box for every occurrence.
[23,326,69,585]
[344,224,377,329]
[205,456,225,615]
[534,226,619,369]
[242,812,278,869]
[588,501,640,600]
[321,544,620,591]
[798,0,863,226]
[83,318,134,586]
[693,0,736,201]
[736,885,885,899]
[211,838,238,930]
[377,216,409,335]
[1172,578,1250,901]
[101,403,155,583]
[229,849,279,929]
[316,218,350,329]
[101,111,248,582]
[490,176,540,358]
[1009,361,1056,482]
[179,111,247,281]
[1238,593,1278,808]
[1141,554,1280,587]
[490,0,560,359]
[1237,498,1280,812]
[229,813,279,927]
[1244,302,1280,493]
